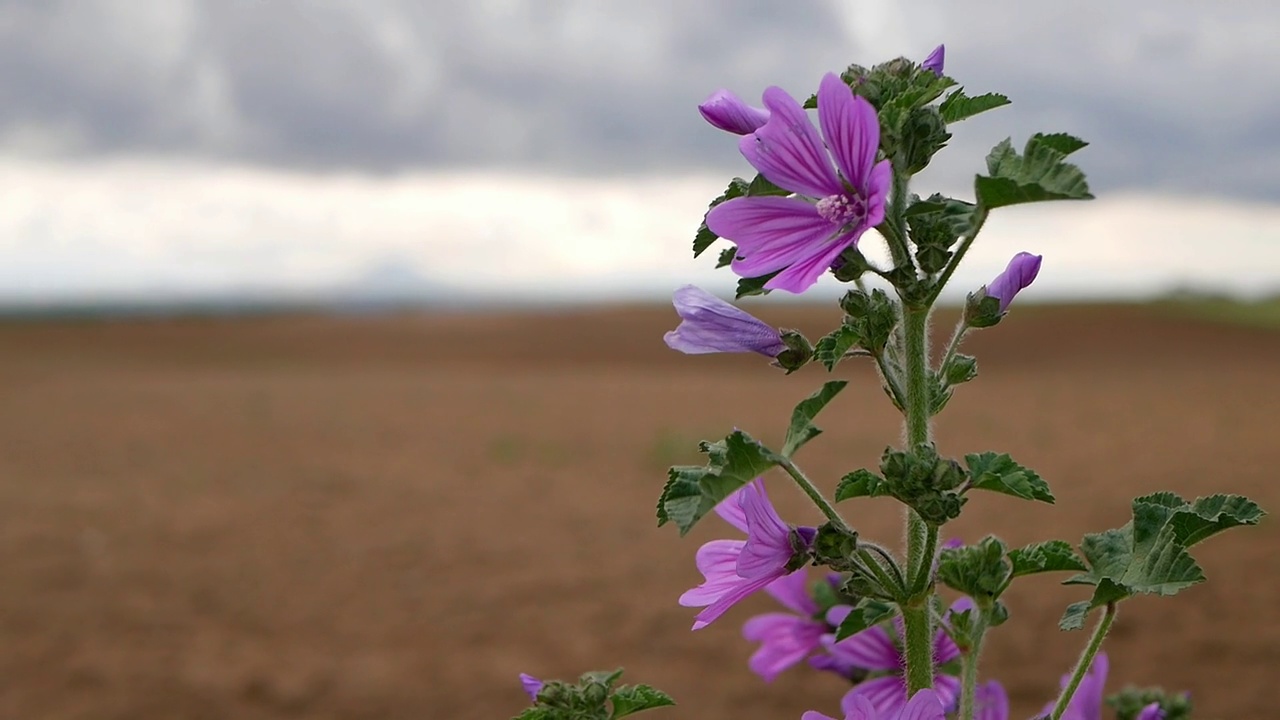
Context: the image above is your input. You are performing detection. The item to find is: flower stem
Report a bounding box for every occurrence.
[777,456,853,535]
[899,302,937,694]
[958,613,990,720]
[1050,603,1118,720]
[923,206,990,307]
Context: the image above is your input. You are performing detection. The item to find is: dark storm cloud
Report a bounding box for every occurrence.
[0,0,1278,199]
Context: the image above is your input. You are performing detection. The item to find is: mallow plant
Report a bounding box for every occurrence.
[512,46,1263,720]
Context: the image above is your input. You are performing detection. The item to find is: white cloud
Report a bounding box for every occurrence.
[0,158,1275,303]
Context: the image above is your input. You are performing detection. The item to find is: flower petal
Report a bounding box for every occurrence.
[742,613,826,681]
[678,539,746,607]
[763,570,818,615]
[826,625,901,671]
[664,285,785,356]
[864,160,892,227]
[975,681,1010,720]
[691,570,781,629]
[1135,702,1165,720]
[706,196,843,279]
[740,86,842,198]
[840,693,879,720]
[922,45,945,76]
[933,675,962,714]
[737,479,794,578]
[985,252,1043,312]
[842,676,907,718]
[899,688,948,720]
[713,484,751,534]
[519,673,543,701]
[818,73,881,192]
[699,89,770,135]
[763,229,859,293]
[801,713,840,720]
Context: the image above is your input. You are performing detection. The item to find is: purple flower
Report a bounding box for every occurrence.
[699,89,770,135]
[1040,653,1108,720]
[985,252,1042,312]
[803,688,947,720]
[663,285,786,357]
[1136,702,1165,720]
[706,73,891,294]
[741,571,830,681]
[519,673,543,701]
[817,599,970,717]
[678,479,815,630]
[922,45,945,76]
[974,680,1009,720]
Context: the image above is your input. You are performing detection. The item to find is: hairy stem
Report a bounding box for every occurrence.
[958,613,990,720]
[1050,603,1118,720]
[777,456,853,535]
[899,303,937,693]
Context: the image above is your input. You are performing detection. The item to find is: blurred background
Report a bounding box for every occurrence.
[0,0,1277,309]
[1,2,1278,720]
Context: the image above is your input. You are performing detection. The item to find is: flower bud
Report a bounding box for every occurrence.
[922,44,945,76]
[986,252,1042,312]
[697,89,769,135]
[664,285,786,357]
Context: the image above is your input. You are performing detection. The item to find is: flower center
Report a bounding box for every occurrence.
[815,193,867,227]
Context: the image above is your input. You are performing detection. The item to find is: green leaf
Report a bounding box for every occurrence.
[512,707,552,720]
[611,685,675,718]
[735,272,779,299]
[781,381,848,456]
[834,469,893,502]
[1009,540,1087,577]
[747,173,789,197]
[580,668,626,690]
[938,90,1011,123]
[965,452,1055,503]
[657,430,779,535]
[1059,578,1129,630]
[942,354,977,386]
[814,325,863,371]
[1168,493,1265,547]
[715,246,736,269]
[834,599,897,641]
[974,134,1093,210]
[692,178,749,257]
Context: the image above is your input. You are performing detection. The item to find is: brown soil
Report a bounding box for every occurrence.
[0,304,1276,720]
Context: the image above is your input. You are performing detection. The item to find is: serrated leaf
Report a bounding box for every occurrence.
[1168,494,1265,547]
[834,599,897,641]
[580,668,626,690]
[938,90,1010,123]
[657,430,779,535]
[1034,132,1088,156]
[512,707,552,720]
[692,178,749,257]
[1009,540,1087,577]
[834,469,893,502]
[965,452,1055,503]
[610,685,675,718]
[1059,578,1129,630]
[814,325,862,371]
[974,134,1092,210]
[747,173,789,197]
[715,245,737,269]
[781,381,847,456]
[735,272,778,299]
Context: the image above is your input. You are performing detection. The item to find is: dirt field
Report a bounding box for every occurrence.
[0,303,1276,720]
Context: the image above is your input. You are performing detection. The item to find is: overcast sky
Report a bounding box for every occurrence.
[1,0,1278,304]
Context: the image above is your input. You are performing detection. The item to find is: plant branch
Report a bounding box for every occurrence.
[776,456,853,536]
[1049,603,1118,720]
[923,206,990,307]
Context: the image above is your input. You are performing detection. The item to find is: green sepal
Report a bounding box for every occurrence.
[610,685,675,718]
[512,708,554,720]
[838,288,898,354]
[963,290,1004,329]
[775,330,814,374]
[965,452,1054,503]
[831,245,872,282]
[814,324,863,371]
[812,521,860,573]
[657,430,779,535]
[938,90,1011,123]
[834,599,898,641]
[781,380,848,456]
[937,536,1012,602]
[1008,540,1087,577]
[1106,686,1193,720]
[974,133,1093,210]
[942,354,978,386]
[859,444,967,524]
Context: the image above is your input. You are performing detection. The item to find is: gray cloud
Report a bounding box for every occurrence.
[0,0,1278,199]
